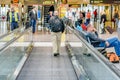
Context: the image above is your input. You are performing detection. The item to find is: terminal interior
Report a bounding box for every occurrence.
[0,0,120,80]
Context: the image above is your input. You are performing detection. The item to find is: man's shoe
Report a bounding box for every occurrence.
[54,53,60,56]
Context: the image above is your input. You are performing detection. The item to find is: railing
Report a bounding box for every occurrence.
[65,25,120,80]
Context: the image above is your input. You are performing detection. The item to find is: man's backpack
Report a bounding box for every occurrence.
[107,52,119,63]
[50,16,63,32]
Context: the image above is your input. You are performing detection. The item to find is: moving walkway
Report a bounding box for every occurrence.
[0,26,120,80]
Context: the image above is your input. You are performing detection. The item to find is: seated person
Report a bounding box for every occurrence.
[75,19,87,31]
[86,24,120,57]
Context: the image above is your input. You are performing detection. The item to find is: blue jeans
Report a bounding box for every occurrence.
[30,19,36,33]
[11,22,18,31]
[99,37,120,56]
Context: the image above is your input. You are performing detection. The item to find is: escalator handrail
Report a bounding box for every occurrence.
[66,26,120,79]
[0,28,32,54]
[0,27,22,39]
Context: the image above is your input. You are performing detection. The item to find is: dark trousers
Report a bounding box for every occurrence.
[11,22,18,31]
[94,16,97,22]
[86,18,90,24]
[30,19,36,33]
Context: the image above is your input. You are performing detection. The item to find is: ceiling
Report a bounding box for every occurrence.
[0,0,90,5]
[0,0,54,5]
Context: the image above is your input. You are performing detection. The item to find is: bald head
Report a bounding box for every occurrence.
[87,24,95,32]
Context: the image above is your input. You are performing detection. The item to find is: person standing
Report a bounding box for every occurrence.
[9,7,19,31]
[114,10,119,29]
[93,9,97,22]
[86,10,91,24]
[29,6,37,33]
[117,19,120,40]
[65,8,74,28]
[100,11,107,34]
[6,9,10,31]
[21,13,25,27]
[49,11,65,56]
[47,11,53,30]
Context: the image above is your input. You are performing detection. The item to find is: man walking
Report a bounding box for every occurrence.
[49,11,65,56]
[29,6,37,33]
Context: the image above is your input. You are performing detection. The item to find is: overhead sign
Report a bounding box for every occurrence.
[90,0,120,4]
[43,1,54,5]
[67,0,89,4]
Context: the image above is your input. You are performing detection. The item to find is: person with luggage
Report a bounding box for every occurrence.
[29,6,37,34]
[9,7,19,31]
[49,11,65,56]
[86,24,120,57]
[100,11,107,34]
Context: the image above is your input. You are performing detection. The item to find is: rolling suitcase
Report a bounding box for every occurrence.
[106,26,114,34]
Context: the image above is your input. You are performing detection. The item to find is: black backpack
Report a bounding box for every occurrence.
[50,16,63,32]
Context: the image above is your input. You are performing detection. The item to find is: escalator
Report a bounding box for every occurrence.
[15,26,120,80]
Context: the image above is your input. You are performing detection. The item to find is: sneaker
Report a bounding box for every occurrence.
[54,53,60,56]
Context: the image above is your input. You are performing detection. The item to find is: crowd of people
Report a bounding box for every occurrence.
[5,6,120,58]
[65,7,120,35]
[64,8,120,58]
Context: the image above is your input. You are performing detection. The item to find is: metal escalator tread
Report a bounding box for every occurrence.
[16,47,77,80]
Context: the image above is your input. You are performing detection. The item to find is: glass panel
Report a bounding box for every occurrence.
[0,29,32,80]
[0,28,25,49]
[66,27,120,80]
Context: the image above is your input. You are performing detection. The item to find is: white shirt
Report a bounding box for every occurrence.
[65,11,74,21]
[33,10,36,14]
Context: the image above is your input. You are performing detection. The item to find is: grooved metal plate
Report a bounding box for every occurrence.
[17,47,77,80]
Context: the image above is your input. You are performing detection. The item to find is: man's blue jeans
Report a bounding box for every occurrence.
[30,19,36,33]
[11,22,18,31]
[99,37,120,56]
